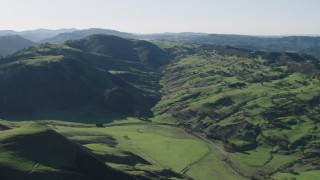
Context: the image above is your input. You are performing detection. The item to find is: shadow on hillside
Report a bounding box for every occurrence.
[0,108,133,124]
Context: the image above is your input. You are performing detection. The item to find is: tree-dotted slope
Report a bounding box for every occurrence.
[0,35,171,119]
[153,45,320,178]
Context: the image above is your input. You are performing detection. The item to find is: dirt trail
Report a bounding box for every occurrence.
[28,163,39,174]
[179,146,211,174]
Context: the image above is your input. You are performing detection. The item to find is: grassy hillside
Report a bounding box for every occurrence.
[1,34,320,179]
[40,118,238,180]
[0,117,242,180]
[0,121,135,180]
[153,45,320,179]
[0,35,170,120]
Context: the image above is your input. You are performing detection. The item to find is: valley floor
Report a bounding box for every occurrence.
[50,118,242,180]
[1,118,319,179]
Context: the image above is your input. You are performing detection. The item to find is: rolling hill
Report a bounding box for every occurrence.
[40,28,137,44]
[18,28,77,42]
[188,34,320,59]
[0,29,77,42]
[0,35,37,56]
[0,122,136,180]
[1,34,320,179]
[0,34,170,120]
[153,44,320,179]
[138,32,208,41]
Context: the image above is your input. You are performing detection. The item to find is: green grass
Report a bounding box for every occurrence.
[230,147,298,176]
[153,47,320,178]
[0,122,49,140]
[2,44,320,179]
[273,170,320,180]
[186,144,242,180]
[56,123,208,171]
[50,118,238,179]
[23,55,64,66]
[0,121,136,179]
[0,123,62,172]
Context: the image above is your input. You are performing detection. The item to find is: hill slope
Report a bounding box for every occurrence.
[0,35,37,56]
[0,35,170,120]
[19,28,77,42]
[2,34,320,179]
[66,35,170,68]
[0,122,136,180]
[0,29,77,42]
[188,34,320,59]
[153,45,320,178]
[40,28,137,44]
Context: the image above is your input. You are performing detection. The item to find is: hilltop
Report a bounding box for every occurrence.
[0,28,139,56]
[40,28,137,44]
[0,35,37,56]
[0,29,77,42]
[0,34,169,121]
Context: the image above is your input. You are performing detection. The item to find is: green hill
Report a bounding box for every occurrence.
[66,35,170,68]
[0,35,37,56]
[153,45,320,178]
[0,122,135,180]
[1,34,320,179]
[0,35,170,120]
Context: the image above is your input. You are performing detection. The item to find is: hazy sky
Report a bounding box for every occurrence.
[1,0,319,35]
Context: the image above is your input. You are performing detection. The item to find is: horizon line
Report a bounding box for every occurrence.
[0,27,319,37]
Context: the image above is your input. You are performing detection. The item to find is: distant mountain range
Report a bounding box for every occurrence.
[137,32,209,40]
[0,28,320,58]
[39,28,137,44]
[0,28,139,56]
[0,28,77,42]
[187,34,320,58]
[0,35,37,56]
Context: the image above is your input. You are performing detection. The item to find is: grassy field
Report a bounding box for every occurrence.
[186,143,245,180]
[0,120,140,179]
[0,118,242,179]
[46,118,239,179]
